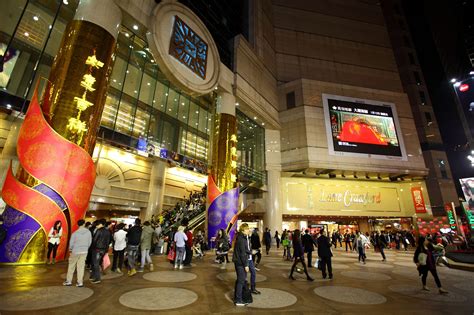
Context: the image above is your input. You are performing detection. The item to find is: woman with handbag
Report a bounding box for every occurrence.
[289,229,314,281]
[413,236,448,294]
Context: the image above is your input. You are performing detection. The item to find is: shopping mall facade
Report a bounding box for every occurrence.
[0,0,460,259]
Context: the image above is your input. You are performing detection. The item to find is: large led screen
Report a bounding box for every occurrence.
[323,94,406,160]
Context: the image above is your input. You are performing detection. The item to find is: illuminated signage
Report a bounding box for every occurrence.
[319,190,381,207]
[67,51,104,143]
[411,187,427,213]
[462,202,474,230]
[323,94,406,160]
[459,84,469,92]
[230,134,237,182]
[444,203,457,230]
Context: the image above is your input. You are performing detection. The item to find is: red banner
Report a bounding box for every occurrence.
[411,187,426,213]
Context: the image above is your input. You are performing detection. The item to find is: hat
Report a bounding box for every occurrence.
[178,226,185,232]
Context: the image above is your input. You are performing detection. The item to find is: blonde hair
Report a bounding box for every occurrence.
[178,226,185,232]
[239,223,249,232]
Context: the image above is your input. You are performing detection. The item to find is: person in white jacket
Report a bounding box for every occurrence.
[353,231,369,264]
[47,220,62,264]
[112,223,127,274]
[63,220,92,287]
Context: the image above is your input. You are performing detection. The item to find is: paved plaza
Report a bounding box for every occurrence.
[0,247,473,314]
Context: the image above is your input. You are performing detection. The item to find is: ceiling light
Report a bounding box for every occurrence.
[133,25,139,30]
[63,0,69,4]
[33,16,39,21]
[450,78,457,83]
[24,32,29,37]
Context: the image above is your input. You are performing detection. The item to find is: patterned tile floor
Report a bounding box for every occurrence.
[0,246,473,314]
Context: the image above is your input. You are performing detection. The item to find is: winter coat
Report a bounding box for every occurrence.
[140,225,155,250]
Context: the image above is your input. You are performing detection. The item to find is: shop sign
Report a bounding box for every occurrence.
[462,202,474,230]
[319,190,381,207]
[445,203,457,230]
[411,187,426,213]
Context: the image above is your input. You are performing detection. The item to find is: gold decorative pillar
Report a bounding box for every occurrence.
[0,0,122,264]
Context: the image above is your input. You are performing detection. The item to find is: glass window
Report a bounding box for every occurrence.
[101,94,120,129]
[154,81,169,112]
[419,91,426,105]
[110,57,127,91]
[161,120,176,150]
[139,72,155,106]
[165,88,179,118]
[438,159,448,179]
[114,100,134,135]
[198,108,209,133]
[178,94,190,123]
[414,71,422,85]
[424,111,432,124]
[189,101,200,129]
[132,107,149,138]
[123,64,142,98]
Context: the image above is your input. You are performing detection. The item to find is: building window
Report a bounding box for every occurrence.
[438,159,448,179]
[414,71,422,85]
[419,91,426,105]
[424,111,432,125]
[286,91,295,109]
[408,53,416,65]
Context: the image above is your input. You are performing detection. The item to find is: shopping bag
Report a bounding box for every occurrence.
[167,246,176,261]
[102,253,111,270]
[314,258,320,269]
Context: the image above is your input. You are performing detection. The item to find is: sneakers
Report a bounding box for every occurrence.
[439,288,448,294]
[76,283,84,287]
[128,268,137,276]
[52,259,56,265]
[149,264,154,272]
[91,279,101,284]
[174,264,178,269]
[179,265,183,270]
[422,286,430,291]
[251,289,261,295]
[137,268,144,273]
[235,302,247,307]
[63,281,72,286]
[307,277,314,281]
[116,269,123,274]
[254,267,261,271]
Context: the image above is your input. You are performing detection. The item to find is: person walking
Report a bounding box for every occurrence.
[232,223,252,306]
[215,229,230,268]
[344,231,352,252]
[47,220,63,264]
[263,228,272,255]
[414,236,448,294]
[139,221,154,272]
[174,225,188,269]
[375,231,388,261]
[90,219,110,284]
[274,231,280,249]
[282,230,292,260]
[250,229,262,268]
[354,231,369,264]
[301,229,315,267]
[317,230,333,279]
[126,218,142,276]
[246,229,261,295]
[289,229,314,281]
[63,219,91,287]
[111,223,127,273]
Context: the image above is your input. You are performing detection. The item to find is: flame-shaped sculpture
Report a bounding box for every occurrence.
[0,88,95,263]
[207,174,239,244]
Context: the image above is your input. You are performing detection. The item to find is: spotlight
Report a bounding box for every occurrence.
[450,78,457,83]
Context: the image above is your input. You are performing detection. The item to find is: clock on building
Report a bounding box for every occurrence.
[169,15,208,80]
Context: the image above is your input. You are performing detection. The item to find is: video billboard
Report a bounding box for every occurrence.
[323,94,406,160]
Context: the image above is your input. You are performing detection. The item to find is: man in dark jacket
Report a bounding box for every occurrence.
[317,230,333,279]
[375,231,387,261]
[127,218,142,276]
[232,223,252,306]
[90,219,110,284]
[263,228,272,255]
[301,229,315,267]
[250,229,262,268]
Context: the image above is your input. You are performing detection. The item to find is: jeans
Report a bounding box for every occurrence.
[265,243,271,255]
[176,246,186,266]
[306,251,313,267]
[252,249,262,265]
[345,241,352,251]
[380,247,386,260]
[112,249,124,271]
[127,245,139,270]
[141,248,152,268]
[320,256,332,278]
[66,253,87,284]
[91,249,106,281]
[421,266,442,287]
[358,246,366,262]
[248,259,256,290]
[234,264,247,302]
[47,243,59,260]
[284,246,291,260]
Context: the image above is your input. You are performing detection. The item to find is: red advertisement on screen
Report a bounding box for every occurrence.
[411,187,426,213]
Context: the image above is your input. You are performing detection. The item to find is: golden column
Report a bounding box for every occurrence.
[0,0,121,264]
[207,91,239,243]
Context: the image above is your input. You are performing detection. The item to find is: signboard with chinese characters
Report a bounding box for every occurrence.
[462,202,474,231]
[444,203,457,231]
[411,187,427,213]
[323,94,407,160]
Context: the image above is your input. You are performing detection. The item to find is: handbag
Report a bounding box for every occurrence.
[167,245,176,261]
[314,258,321,269]
[102,253,111,270]
[418,253,427,266]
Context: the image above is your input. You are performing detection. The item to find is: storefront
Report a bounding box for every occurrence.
[280,177,431,233]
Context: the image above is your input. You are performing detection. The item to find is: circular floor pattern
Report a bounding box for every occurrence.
[330,263,350,269]
[225,288,297,309]
[0,286,93,311]
[217,272,267,282]
[391,268,418,279]
[332,257,357,262]
[394,261,416,267]
[155,262,196,269]
[314,286,386,305]
[353,262,394,269]
[119,287,198,310]
[453,281,474,291]
[281,272,332,282]
[388,284,467,302]
[143,271,197,282]
[263,262,292,269]
[60,271,123,281]
[441,268,474,279]
[340,271,391,281]
[0,266,47,279]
